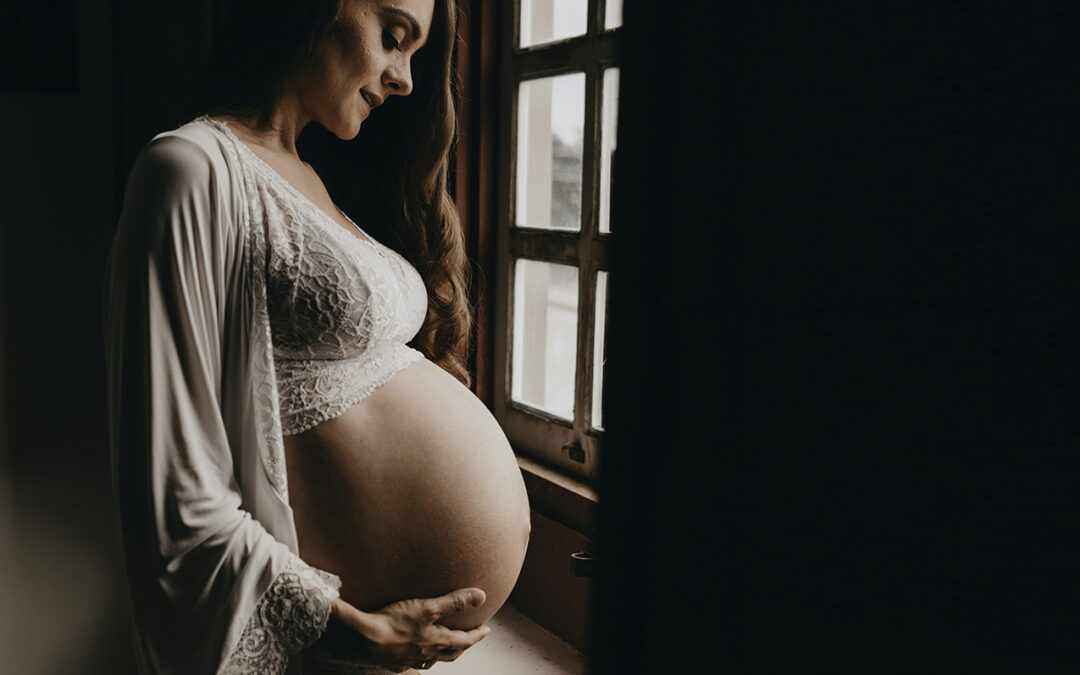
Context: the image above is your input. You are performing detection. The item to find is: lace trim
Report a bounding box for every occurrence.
[277,343,424,436]
[198,115,290,496]
[227,132,385,256]
[249,155,291,496]
[222,555,342,675]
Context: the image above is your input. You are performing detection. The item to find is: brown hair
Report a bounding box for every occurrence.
[195,0,473,386]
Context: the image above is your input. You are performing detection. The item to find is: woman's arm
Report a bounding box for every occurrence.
[222,553,341,673]
[103,133,340,674]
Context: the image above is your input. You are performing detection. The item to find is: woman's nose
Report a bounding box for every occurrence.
[384,59,414,97]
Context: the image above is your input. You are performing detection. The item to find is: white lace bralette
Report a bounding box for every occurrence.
[204,118,428,436]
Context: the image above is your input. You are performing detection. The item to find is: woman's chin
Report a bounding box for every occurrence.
[335,124,363,141]
[327,113,365,141]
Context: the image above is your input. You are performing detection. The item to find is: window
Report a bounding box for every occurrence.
[491,0,622,482]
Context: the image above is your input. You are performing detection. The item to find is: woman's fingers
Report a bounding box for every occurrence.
[399,624,490,670]
[432,645,463,662]
[423,587,486,621]
[430,623,492,651]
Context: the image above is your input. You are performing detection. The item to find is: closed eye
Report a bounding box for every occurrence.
[383,27,405,51]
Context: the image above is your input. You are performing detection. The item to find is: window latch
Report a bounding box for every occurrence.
[562,441,586,463]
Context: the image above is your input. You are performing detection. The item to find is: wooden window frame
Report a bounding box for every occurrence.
[455,0,614,501]
[476,0,620,484]
[455,1,611,652]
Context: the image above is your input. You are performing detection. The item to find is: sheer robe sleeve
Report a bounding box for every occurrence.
[102,133,340,674]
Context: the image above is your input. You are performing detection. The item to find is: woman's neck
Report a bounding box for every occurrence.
[222,89,311,158]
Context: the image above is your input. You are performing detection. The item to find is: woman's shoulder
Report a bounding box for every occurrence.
[132,117,234,184]
[118,118,245,241]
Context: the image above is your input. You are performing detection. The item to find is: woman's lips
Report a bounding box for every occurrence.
[360,89,383,109]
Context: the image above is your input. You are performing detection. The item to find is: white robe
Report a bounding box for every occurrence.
[102,119,341,674]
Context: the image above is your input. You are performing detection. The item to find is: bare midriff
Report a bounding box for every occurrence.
[283,357,532,630]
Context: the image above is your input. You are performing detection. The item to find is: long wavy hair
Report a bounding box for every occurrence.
[193,0,473,386]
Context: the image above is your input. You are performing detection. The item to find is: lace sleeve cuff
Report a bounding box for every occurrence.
[222,553,342,675]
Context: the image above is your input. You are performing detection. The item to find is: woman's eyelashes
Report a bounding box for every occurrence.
[382,26,406,51]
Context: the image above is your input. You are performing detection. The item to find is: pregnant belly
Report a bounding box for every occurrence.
[283,357,531,630]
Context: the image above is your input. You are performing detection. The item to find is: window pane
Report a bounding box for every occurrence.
[512,259,579,420]
[520,0,587,48]
[591,270,608,430]
[599,67,619,234]
[605,0,623,29]
[516,73,585,231]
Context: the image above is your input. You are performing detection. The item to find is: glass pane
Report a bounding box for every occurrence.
[512,259,579,420]
[520,0,587,48]
[605,0,623,29]
[599,67,620,234]
[516,73,585,232]
[591,271,608,430]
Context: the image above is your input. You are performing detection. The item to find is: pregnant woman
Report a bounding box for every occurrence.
[101,1,530,673]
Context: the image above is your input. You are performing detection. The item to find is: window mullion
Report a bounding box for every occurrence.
[515,33,619,79]
[492,0,519,431]
[511,0,522,54]
[575,247,598,437]
[581,63,601,240]
[575,53,602,439]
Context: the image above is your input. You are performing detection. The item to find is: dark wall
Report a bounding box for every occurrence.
[112,0,218,207]
[594,1,1078,672]
[0,1,215,671]
[0,1,131,671]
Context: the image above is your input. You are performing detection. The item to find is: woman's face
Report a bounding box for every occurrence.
[298,0,436,139]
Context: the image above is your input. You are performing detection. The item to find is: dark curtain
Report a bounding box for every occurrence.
[594,1,1078,671]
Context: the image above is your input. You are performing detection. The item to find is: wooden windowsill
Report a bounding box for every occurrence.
[432,603,587,673]
[508,460,597,653]
[515,453,598,540]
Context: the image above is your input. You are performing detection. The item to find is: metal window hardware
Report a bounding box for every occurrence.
[570,550,595,577]
[562,441,586,463]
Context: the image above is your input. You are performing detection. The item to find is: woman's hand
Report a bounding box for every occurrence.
[319,588,493,672]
